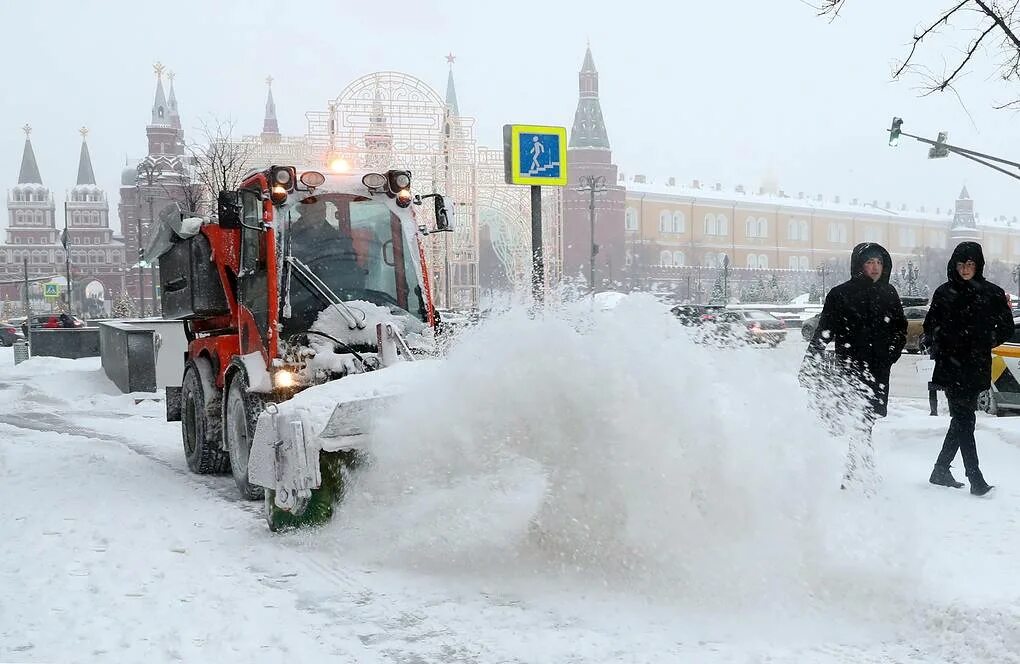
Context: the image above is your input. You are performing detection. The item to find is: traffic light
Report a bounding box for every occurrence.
[888,117,903,147]
[928,131,949,159]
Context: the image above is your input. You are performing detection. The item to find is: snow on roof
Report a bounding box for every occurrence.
[625,179,1020,231]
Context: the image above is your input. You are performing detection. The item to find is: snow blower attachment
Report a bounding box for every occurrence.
[153,164,450,531]
[248,323,410,531]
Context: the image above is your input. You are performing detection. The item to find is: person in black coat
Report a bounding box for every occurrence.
[924,241,1013,495]
[801,242,907,489]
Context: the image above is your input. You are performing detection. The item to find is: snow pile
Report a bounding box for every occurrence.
[302,299,432,377]
[332,293,915,611]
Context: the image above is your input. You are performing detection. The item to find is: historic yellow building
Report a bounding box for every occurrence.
[619,178,1020,298]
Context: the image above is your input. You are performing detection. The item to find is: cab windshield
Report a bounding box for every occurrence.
[281,193,426,337]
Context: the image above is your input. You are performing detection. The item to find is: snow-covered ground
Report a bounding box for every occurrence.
[2,294,1020,663]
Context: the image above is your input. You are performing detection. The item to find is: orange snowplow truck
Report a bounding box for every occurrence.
[157,165,449,528]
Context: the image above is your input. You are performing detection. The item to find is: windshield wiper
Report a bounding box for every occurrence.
[286,256,366,330]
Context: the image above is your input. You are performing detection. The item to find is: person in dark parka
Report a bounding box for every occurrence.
[801,242,907,488]
[924,241,1013,495]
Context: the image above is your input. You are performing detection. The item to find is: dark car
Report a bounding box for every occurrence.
[715,310,788,347]
[903,306,928,353]
[21,313,86,334]
[0,321,25,346]
[671,304,725,326]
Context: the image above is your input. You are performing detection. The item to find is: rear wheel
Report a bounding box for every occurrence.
[224,368,266,501]
[181,359,229,474]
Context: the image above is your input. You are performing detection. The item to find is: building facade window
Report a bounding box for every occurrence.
[625,207,638,231]
[704,213,717,235]
[758,254,768,269]
[799,256,809,270]
[660,250,673,266]
[673,251,685,266]
[748,254,758,269]
[659,211,671,233]
[672,211,685,233]
[716,214,728,236]
[828,223,847,244]
[757,218,768,238]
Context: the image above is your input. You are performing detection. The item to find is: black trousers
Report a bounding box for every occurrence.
[934,391,981,477]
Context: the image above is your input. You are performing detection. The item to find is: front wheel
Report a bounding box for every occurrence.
[978,389,1000,417]
[224,368,266,500]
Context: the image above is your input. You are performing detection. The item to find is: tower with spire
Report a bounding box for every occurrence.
[950,185,981,243]
[119,62,194,314]
[6,124,56,249]
[66,127,113,247]
[561,44,625,290]
[261,76,281,144]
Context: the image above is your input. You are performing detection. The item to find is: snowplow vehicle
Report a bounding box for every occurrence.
[154,165,449,529]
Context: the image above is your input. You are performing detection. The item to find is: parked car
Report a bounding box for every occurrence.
[714,310,787,347]
[670,304,725,326]
[20,313,86,334]
[903,306,928,353]
[0,321,25,346]
[978,317,1020,416]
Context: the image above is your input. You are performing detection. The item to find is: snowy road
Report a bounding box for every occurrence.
[2,298,1020,663]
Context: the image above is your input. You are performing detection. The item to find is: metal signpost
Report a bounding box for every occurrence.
[503,124,568,303]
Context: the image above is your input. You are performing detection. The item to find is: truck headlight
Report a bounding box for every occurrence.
[273,369,296,389]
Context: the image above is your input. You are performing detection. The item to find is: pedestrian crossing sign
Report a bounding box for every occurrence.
[503,124,568,186]
[43,283,59,298]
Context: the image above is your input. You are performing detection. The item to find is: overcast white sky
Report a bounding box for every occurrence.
[4,0,1020,235]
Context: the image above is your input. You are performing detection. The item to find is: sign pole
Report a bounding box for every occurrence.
[22,258,31,348]
[503,123,567,305]
[531,185,544,303]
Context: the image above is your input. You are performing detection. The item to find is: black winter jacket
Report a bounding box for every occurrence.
[805,243,907,417]
[924,242,1014,395]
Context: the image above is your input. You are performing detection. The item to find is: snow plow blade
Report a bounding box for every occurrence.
[246,360,436,530]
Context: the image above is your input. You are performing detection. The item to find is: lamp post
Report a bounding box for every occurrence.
[575,175,607,293]
[818,262,831,300]
[899,261,920,297]
[1011,264,1020,302]
[722,254,730,302]
[62,201,72,315]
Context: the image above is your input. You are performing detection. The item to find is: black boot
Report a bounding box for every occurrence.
[929,466,964,489]
[969,472,994,497]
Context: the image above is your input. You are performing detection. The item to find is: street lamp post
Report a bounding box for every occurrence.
[1011,264,1020,302]
[818,262,831,300]
[136,211,145,318]
[722,254,730,302]
[148,194,158,317]
[575,175,607,293]
[63,201,72,315]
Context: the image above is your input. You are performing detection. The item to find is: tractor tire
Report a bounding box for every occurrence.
[224,368,266,501]
[181,359,229,474]
[978,389,1000,417]
[264,450,362,532]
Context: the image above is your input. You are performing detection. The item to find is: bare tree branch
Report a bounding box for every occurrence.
[819,0,1020,107]
[935,20,998,90]
[186,117,255,216]
[893,1,971,80]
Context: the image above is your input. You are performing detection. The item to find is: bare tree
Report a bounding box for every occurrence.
[187,116,255,214]
[817,0,1020,107]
